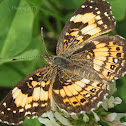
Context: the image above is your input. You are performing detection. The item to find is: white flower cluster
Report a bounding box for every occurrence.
[38,111,72,126]
[104,113,126,126]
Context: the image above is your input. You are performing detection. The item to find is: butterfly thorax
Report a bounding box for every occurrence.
[45,55,101,82]
[44,55,69,67]
[53,56,71,67]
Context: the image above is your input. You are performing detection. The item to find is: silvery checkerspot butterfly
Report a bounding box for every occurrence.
[0,0,126,125]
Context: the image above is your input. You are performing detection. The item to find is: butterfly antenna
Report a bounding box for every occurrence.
[11,28,48,61]
[11,55,44,61]
[41,27,49,55]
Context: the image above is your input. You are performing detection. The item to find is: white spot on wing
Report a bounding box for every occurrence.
[90,0,94,3]
[98,20,103,25]
[114,58,118,63]
[97,11,100,14]
[110,11,113,14]
[104,12,108,17]
[3,121,9,125]
[96,15,101,20]
[95,7,98,10]
[25,111,31,116]
[89,6,93,8]
[13,110,16,113]
[104,24,108,29]
[81,5,85,8]
[33,102,39,107]
[7,108,11,111]
[3,102,6,107]
[1,111,4,114]
[114,21,116,25]
[19,108,24,112]
[25,104,31,109]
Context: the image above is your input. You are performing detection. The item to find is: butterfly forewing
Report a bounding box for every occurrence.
[69,35,126,81]
[56,0,116,56]
[0,65,55,125]
[91,35,126,81]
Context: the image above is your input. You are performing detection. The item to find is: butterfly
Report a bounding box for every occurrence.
[0,0,126,125]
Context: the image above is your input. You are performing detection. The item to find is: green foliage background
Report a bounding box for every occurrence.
[0,0,126,126]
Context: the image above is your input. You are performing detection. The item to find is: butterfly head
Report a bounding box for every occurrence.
[43,55,54,65]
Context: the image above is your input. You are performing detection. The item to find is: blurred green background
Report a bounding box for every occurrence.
[0,0,126,126]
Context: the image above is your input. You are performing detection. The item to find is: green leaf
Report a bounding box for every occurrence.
[56,0,84,10]
[23,118,41,126]
[0,63,23,87]
[109,0,126,21]
[0,0,20,52]
[115,77,126,112]
[0,0,34,58]
[116,19,126,38]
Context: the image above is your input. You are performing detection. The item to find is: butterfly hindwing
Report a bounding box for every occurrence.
[52,68,108,113]
[0,65,54,125]
[56,0,116,56]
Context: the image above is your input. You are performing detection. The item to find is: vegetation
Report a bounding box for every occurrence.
[0,0,126,125]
